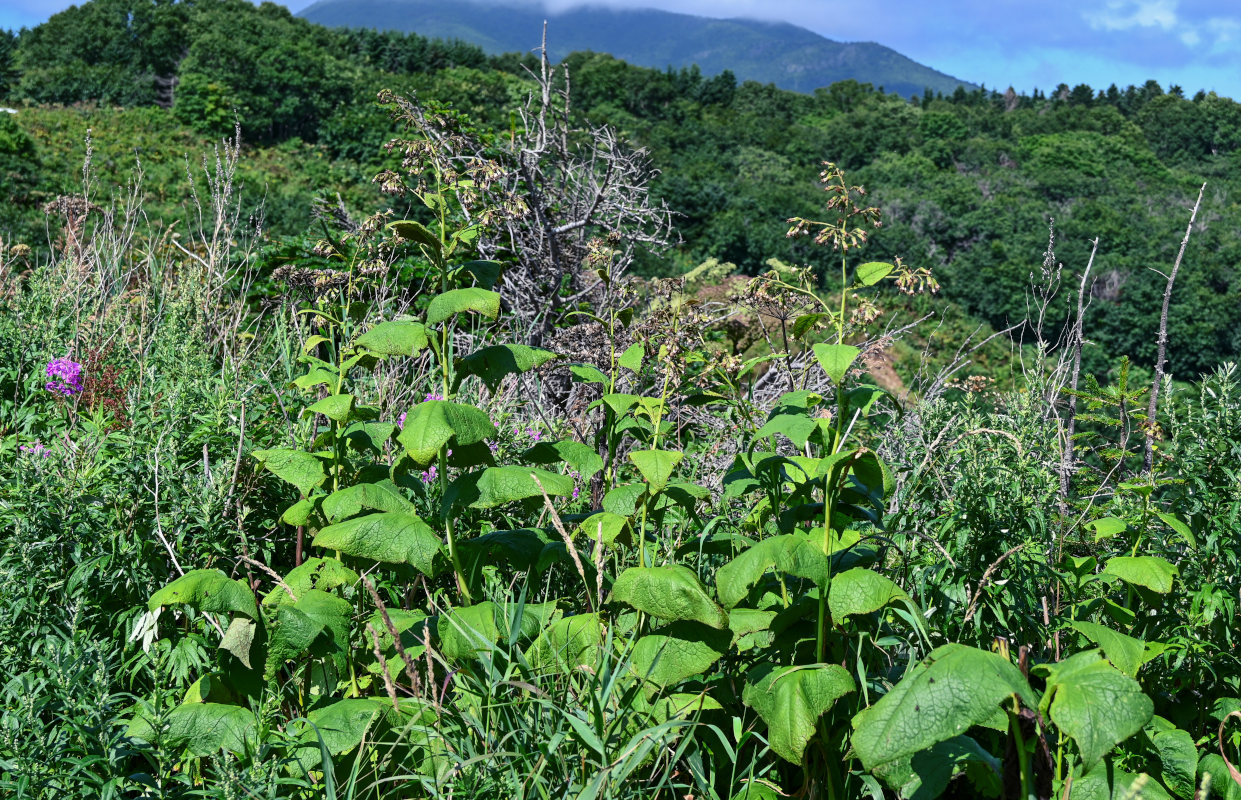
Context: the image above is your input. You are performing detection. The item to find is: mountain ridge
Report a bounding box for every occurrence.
[298,0,978,98]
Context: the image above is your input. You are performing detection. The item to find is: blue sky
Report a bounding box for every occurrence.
[4,0,1240,99]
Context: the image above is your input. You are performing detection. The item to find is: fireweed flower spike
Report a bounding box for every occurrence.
[45,357,83,396]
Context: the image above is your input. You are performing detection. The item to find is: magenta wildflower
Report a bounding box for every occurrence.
[398,412,407,429]
[420,464,438,484]
[19,442,51,458]
[45,358,83,396]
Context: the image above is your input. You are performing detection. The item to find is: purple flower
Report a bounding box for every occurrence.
[420,464,438,484]
[398,412,407,429]
[45,358,83,397]
[19,442,50,458]
[424,392,444,403]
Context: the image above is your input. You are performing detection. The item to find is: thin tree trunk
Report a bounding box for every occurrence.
[1142,183,1205,473]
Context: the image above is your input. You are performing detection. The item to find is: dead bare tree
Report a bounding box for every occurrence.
[1142,182,1206,473]
[478,27,676,342]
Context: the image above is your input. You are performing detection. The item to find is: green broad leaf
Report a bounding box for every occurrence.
[306,393,356,423]
[1198,755,1241,800]
[728,608,777,652]
[812,343,862,386]
[263,557,358,607]
[438,602,502,662]
[253,448,328,495]
[355,317,429,357]
[850,644,1037,771]
[715,534,831,610]
[599,392,641,416]
[791,312,832,339]
[629,449,684,494]
[1036,650,1153,773]
[458,529,554,572]
[322,480,416,523]
[649,692,724,722]
[149,570,257,619]
[630,621,730,693]
[574,512,631,547]
[389,220,442,258]
[267,590,352,673]
[292,367,337,390]
[1070,768,1172,800]
[603,483,646,516]
[1155,512,1197,549]
[523,440,605,480]
[743,663,856,764]
[568,364,608,384]
[1102,556,1178,594]
[730,780,783,800]
[312,512,442,575]
[526,614,604,672]
[1071,621,1147,677]
[753,412,820,450]
[397,401,496,466]
[281,498,316,527]
[300,698,389,756]
[828,567,912,624]
[1086,516,1129,541]
[340,421,395,454]
[161,703,257,757]
[301,334,330,353]
[618,342,644,371]
[611,565,728,629]
[218,618,259,670]
[467,466,574,509]
[455,344,559,391]
[452,259,503,288]
[425,288,501,326]
[1148,725,1198,799]
[855,261,895,286]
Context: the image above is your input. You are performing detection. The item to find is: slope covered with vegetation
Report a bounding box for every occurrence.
[299,0,977,98]
[1,2,1241,798]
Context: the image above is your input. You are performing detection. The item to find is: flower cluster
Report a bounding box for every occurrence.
[45,358,83,396]
[19,442,50,458]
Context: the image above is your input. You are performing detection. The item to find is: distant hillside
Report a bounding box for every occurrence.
[298,0,977,98]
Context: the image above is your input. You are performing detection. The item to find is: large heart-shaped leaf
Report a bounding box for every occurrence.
[629,449,684,494]
[437,602,502,662]
[306,393,356,423]
[425,288,501,326]
[161,703,258,757]
[744,663,856,764]
[253,448,328,495]
[149,570,258,619]
[526,614,603,672]
[850,644,1036,771]
[715,534,831,609]
[455,344,559,391]
[611,565,728,629]
[1147,721,1198,800]
[812,343,861,386]
[389,219,442,258]
[397,401,496,465]
[524,440,605,480]
[469,466,574,508]
[1071,621,1147,678]
[828,567,912,624]
[266,589,352,675]
[322,480,417,523]
[1103,556,1178,594]
[312,512,442,575]
[1036,650,1152,772]
[630,622,730,693]
[355,317,429,357]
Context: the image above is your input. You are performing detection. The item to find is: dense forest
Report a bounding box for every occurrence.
[2,3,1241,798]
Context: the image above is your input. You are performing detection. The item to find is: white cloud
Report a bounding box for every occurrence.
[1086,0,1179,31]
